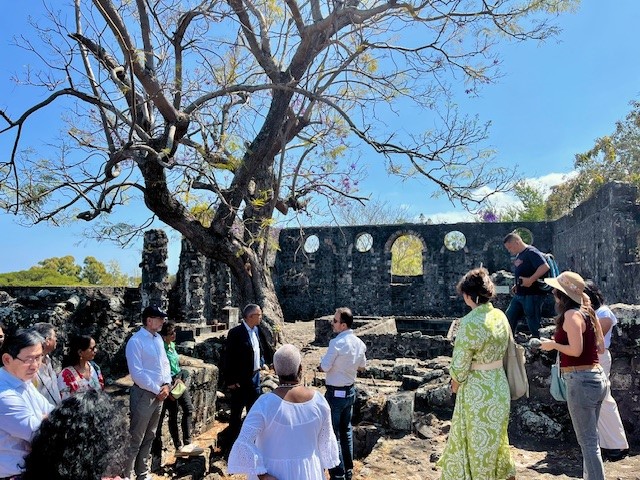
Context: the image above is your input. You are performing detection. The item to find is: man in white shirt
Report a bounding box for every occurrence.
[319,307,367,480]
[0,329,54,479]
[125,305,172,480]
[31,322,61,406]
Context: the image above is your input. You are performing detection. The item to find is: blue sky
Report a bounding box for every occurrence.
[1,2,639,275]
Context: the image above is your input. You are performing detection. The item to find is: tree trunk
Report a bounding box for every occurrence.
[141,162,285,348]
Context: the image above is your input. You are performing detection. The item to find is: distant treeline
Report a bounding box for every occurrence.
[0,255,140,287]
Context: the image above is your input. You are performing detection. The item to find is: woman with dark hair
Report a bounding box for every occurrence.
[437,268,516,480]
[57,335,104,400]
[583,280,629,461]
[21,390,129,480]
[541,272,608,480]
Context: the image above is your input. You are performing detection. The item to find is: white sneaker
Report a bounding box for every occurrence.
[177,443,205,456]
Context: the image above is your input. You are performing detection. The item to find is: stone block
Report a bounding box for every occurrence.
[401,374,426,391]
[221,306,239,329]
[353,424,382,459]
[386,391,415,432]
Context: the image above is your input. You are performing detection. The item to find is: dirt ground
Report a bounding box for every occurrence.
[156,320,639,480]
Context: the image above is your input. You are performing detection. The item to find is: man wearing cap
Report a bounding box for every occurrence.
[31,322,62,406]
[221,303,268,455]
[319,307,367,480]
[125,305,172,480]
[503,232,550,338]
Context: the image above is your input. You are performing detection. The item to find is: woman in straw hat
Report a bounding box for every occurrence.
[540,271,608,480]
[227,344,339,479]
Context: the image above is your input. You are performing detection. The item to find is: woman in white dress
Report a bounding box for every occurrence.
[227,344,339,480]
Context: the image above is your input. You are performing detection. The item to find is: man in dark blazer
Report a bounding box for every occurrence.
[222,303,269,452]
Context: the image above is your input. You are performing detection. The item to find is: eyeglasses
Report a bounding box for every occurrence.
[88,346,98,351]
[332,319,341,324]
[14,355,44,365]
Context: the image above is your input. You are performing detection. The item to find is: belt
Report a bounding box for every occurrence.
[471,360,503,371]
[560,364,601,373]
[326,384,354,390]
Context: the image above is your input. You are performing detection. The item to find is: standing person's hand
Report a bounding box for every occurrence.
[519,276,534,288]
[539,339,556,352]
[156,384,170,400]
[450,379,460,394]
[257,474,278,480]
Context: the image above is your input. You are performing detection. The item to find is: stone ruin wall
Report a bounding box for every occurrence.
[552,181,640,302]
[274,181,640,321]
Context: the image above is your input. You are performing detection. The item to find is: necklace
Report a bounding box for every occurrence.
[277,383,300,389]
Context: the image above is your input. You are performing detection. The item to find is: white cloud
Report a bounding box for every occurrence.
[419,171,578,222]
[414,210,474,224]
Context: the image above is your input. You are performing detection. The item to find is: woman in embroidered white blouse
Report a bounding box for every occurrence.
[227,344,339,480]
[57,334,104,400]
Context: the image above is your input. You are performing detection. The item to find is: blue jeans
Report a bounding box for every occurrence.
[506,294,543,338]
[326,385,356,480]
[565,368,608,480]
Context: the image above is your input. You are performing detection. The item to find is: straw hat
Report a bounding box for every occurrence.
[544,271,585,304]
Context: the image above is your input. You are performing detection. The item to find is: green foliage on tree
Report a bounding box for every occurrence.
[500,182,549,221]
[37,255,82,278]
[391,235,423,277]
[80,256,109,284]
[0,268,85,287]
[546,100,640,218]
[476,181,550,223]
[0,256,138,287]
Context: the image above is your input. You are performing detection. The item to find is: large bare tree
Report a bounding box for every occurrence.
[0,0,576,343]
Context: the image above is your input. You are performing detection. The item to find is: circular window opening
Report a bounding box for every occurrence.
[513,228,533,245]
[355,233,373,252]
[303,235,320,253]
[444,230,467,251]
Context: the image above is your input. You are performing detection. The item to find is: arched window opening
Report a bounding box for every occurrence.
[391,234,423,276]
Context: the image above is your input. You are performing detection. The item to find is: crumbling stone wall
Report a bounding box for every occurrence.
[171,238,238,324]
[551,181,640,304]
[0,287,138,379]
[275,222,553,321]
[141,229,171,312]
[274,182,640,321]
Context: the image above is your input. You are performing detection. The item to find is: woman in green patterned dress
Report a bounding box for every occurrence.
[437,267,516,480]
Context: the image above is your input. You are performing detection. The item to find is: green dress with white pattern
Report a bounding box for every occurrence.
[437,302,516,480]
